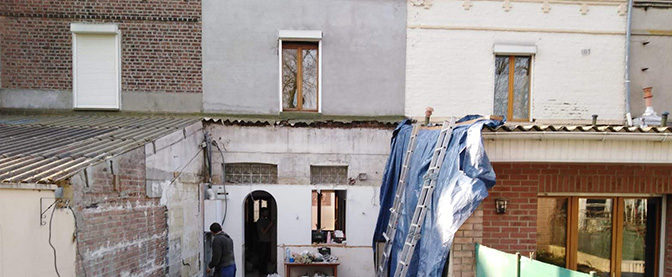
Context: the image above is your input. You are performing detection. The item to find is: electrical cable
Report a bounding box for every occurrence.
[67,204,88,277]
[205,132,213,183]
[48,200,61,277]
[166,148,204,187]
[212,140,228,225]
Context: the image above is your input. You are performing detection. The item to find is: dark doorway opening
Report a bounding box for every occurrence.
[244,191,277,277]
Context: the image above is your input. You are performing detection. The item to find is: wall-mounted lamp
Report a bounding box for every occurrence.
[495,198,508,214]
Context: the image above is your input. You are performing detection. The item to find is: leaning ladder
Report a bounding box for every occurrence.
[393,119,455,277]
[377,124,420,277]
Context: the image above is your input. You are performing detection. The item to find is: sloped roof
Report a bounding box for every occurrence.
[0,112,199,184]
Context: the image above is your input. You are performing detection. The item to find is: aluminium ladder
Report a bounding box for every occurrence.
[393,119,455,277]
[377,124,420,277]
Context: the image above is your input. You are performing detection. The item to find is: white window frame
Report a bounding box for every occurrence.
[278,30,322,113]
[493,44,536,122]
[71,23,122,110]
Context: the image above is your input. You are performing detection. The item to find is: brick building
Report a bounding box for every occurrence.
[445,126,672,277]
[0,0,202,112]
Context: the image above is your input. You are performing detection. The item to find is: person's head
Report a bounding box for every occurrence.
[210,222,222,234]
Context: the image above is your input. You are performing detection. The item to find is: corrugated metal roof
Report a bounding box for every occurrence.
[484,124,672,133]
[0,112,199,184]
[202,115,403,128]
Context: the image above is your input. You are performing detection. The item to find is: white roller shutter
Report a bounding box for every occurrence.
[71,23,121,110]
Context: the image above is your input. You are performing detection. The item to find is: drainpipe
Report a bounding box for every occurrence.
[624,0,634,126]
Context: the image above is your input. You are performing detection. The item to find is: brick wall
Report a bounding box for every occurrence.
[451,207,483,277]
[476,162,672,275]
[71,147,168,276]
[0,0,201,93]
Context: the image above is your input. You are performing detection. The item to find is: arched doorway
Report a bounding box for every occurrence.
[244,191,277,277]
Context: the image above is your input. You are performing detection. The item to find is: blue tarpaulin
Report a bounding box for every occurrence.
[373,115,504,276]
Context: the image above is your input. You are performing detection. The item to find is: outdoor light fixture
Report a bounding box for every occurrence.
[495,198,508,214]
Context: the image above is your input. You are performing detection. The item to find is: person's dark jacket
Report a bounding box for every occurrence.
[209,232,235,269]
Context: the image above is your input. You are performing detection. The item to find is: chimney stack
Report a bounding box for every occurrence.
[424,107,434,126]
[634,87,663,126]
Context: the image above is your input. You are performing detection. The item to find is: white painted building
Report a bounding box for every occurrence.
[204,122,394,277]
[405,0,628,124]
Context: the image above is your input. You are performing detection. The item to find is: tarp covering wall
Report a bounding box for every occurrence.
[373,116,504,276]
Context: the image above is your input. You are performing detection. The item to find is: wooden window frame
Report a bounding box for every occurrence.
[281,41,319,112]
[312,190,346,232]
[539,196,661,277]
[496,55,531,122]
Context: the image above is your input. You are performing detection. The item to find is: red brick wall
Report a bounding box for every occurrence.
[478,163,672,275]
[71,147,168,276]
[451,207,483,277]
[0,0,201,93]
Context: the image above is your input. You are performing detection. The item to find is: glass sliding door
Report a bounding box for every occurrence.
[621,198,660,277]
[536,196,661,277]
[577,198,613,277]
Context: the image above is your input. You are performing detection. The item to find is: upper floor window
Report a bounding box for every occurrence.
[494,55,531,121]
[282,41,319,112]
[279,30,322,113]
[71,23,121,110]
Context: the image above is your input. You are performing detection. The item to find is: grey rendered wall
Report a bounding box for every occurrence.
[202,0,406,116]
[629,7,672,117]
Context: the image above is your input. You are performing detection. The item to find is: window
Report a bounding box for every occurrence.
[494,55,530,121]
[536,197,661,277]
[311,190,346,244]
[71,23,121,110]
[281,41,319,112]
[310,166,348,185]
[224,163,277,184]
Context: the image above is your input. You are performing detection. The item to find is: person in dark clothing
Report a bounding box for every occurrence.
[207,223,236,277]
[255,208,274,274]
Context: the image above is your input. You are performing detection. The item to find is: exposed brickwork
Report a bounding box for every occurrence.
[0,0,202,93]
[482,163,538,255]
[71,147,168,276]
[475,162,672,276]
[451,207,483,277]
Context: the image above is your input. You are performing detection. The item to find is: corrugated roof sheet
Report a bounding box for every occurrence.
[203,115,403,128]
[0,112,199,184]
[484,124,672,133]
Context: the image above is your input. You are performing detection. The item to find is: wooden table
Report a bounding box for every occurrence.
[284,262,339,277]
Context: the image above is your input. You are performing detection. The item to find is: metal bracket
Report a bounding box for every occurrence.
[40,197,58,226]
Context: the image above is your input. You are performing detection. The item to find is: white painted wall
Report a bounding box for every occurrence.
[218,184,380,277]
[204,124,393,276]
[0,187,76,277]
[206,125,393,185]
[405,0,627,123]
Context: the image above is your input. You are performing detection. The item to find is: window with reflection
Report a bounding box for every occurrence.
[494,55,530,121]
[536,197,660,277]
[282,42,318,112]
[537,198,568,267]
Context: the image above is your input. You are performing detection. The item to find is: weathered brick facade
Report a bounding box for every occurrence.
[71,147,167,276]
[452,162,672,276]
[0,0,201,93]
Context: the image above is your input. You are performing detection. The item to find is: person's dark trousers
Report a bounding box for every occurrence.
[215,264,236,277]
